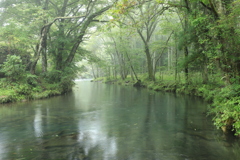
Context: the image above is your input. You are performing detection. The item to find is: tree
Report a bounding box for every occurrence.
[29,0,116,75]
[0,0,118,82]
[124,1,168,81]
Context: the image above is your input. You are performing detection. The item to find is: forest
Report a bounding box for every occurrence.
[0,0,240,136]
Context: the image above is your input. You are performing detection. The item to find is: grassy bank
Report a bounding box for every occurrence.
[0,54,78,104]
[0,79,74,104]
[93,73,240,136]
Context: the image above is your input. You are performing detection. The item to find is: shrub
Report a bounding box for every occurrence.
[0,55,26,82]
[209,85,240,136]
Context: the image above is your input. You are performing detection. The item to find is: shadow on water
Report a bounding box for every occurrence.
[0,81,240,160]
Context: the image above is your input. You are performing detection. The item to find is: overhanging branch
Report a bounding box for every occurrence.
[92,19,109,23]
[40,15,86,34]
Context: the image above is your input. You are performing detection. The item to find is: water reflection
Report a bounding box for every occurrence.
[76,87,118,159]
[0,81,240,159]
[0,140,6,160]
[34,107,43,137]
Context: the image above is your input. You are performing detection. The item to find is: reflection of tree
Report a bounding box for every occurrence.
[141,93,155,159]
[34,108,43,137]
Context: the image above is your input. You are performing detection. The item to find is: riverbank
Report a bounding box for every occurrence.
[92,75,221,101]
[0,79,73,104]
[92,75,240,136]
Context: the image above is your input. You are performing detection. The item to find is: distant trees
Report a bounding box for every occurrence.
[87,0,240,85]
[81,0,240,136]
[88,0,180,81]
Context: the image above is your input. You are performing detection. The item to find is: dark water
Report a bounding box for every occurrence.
[0,80,240,160]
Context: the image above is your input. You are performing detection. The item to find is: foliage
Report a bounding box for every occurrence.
[0,55,26,82]
[207,84,240,135]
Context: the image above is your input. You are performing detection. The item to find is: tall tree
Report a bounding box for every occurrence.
[30,0,116,75]
[112,0,168,81]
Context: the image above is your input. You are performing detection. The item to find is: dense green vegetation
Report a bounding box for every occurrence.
[0,0,116,102]
[1,0,240,136]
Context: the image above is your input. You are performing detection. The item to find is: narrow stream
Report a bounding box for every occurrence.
[0,80,239,160]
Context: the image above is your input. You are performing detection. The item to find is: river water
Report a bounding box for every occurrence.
[0,80,240,160]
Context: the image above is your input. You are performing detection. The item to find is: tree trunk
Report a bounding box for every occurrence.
[174,43,178,81]
[184,46,189,83]
[30,26,49,74]
[202,64,209,84]
[41,0,49,73]
[168,47,171,71]
[91,64,96,79]
[145,44,155,81]
[126,51,139,80]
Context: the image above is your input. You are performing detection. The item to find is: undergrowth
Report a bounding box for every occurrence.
[0,55,76,103]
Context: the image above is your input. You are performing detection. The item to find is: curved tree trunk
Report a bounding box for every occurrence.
[64,5,113,67]
[145,44,155,81]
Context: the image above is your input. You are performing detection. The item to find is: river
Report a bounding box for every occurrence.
[0,80,240,160]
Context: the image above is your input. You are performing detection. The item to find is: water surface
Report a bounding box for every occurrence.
[0,80,240,160]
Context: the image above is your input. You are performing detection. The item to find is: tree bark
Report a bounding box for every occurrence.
[145,43,155,81]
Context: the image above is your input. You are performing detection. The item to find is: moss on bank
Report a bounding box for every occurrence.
[0,80,73,104]
[93,75,240,136]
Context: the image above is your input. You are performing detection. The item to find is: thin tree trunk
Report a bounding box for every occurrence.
[91,64,96,79]
[168,47,171,71]
[125,51,139,80]
[175,43,178,81]
[154,31,174,76]
[41,0,49,73]
[56,22,65,70]
[30,26,49,74]
[184,46,189,83]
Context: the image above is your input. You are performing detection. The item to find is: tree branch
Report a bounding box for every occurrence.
[92,19,109,23]
[67,0,80,7]
[200,1,219,19]
[155,31,174,66]
[40,15,86,34]
[65,4,113,65]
